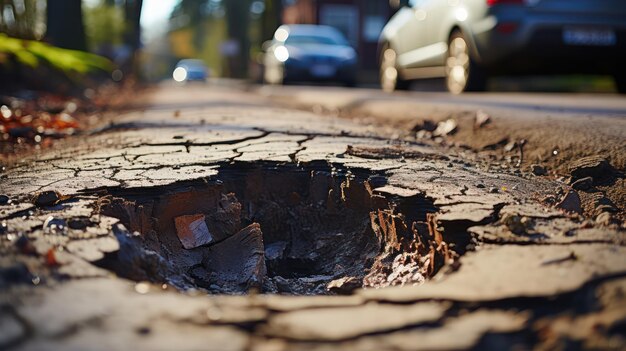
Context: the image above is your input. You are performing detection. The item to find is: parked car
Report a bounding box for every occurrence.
[379,0,626,93]
[173,59,209,83]
[264,25,358,86]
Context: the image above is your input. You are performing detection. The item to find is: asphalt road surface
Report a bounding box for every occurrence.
[1,83,624,351]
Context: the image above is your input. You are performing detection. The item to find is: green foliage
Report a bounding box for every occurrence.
[0,34,114,74]
[84,2,126,51]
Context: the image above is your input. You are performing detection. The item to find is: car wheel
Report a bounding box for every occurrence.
[445,32,487,94]
[380,44,409,92]
[614,73,626,94]
[343,79,357,88]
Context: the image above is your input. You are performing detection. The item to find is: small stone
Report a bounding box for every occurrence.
[542,195,556,205]
[33,190,60,207]
[43,216,67,234]
[595,205,617,215]
[556,190,582,215]
[502,213,526,235]
[68,217,91,230]
[0,194,9,205]
[415,130,431,139]
[571,176,593,191]
[504,141,517,152]
[596,212,616,226]
[476,183,485,189]
[568,156,614,180]
[411,119,437,132]
[489,187,499,193]
[594,196,614,208]
[433,119,458,137]
[15,235,35,255]
[175,214,213,249]
[326,276,361,295]
[45,248,59,266]
[530,164,547,176]
[475,110,491,129]
[265,241,287,261]
[0,262,35,288]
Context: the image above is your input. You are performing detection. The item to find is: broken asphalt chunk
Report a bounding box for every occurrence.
[571,176,593,191]
[433,119,458,137]
[474,110,491,129]
[202,223,266,289]
[175,214,213,249]
[530,164,547,176]
[326,276,361,295]
[569,156,614,181]
[32,190,61,207]
[556,190,582,215]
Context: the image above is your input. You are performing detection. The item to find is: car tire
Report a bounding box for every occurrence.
[614,73,626,94]
[379,43,410,92]
[343,79,357,88]
[445,31,487,94]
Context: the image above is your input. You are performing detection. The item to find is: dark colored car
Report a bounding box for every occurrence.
[264,25,358,86]
[379,0,626,93]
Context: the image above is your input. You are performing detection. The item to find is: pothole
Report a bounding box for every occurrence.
[95,162,465,295]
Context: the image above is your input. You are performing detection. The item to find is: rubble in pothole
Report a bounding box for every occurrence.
[95,163,459,295]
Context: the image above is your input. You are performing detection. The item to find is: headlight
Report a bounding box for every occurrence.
[340,50,357,62]
[173,67,187,82]
[274,46,290,62]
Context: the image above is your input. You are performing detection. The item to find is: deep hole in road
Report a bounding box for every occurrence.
[95,162,468,295]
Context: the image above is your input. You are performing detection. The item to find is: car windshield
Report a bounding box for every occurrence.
[285,34,346,46]
[178,60,205,68]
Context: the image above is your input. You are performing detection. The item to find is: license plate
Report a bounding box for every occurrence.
[563,27,616,46]
[311,65,335,77]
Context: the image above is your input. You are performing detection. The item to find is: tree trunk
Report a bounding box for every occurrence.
[123,0,143,77]
[224,0,251,78]
[45,0,87,51]
[261,0,283,42]
[124,0,143,52]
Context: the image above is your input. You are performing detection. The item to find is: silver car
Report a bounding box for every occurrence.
[379,0,626,93]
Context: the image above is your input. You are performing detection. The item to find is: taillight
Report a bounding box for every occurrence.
[487,0,524,5]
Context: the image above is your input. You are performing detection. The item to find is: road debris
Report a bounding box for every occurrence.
[571,176,593,191]
[433,118,458,137]
[175,214,214,249]
[569,156,614,180]
[531,164,547,176]
[556,190,583,215]
[32,190,61,207]
[326,276,361,295]
[474,110,491,129]
[541,251,578,266]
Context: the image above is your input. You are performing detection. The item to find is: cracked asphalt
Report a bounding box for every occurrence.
[1,83,625,351]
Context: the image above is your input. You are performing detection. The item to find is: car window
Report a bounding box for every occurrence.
[285,34,346,46]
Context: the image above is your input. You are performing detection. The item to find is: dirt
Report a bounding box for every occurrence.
[0,81,142,164]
